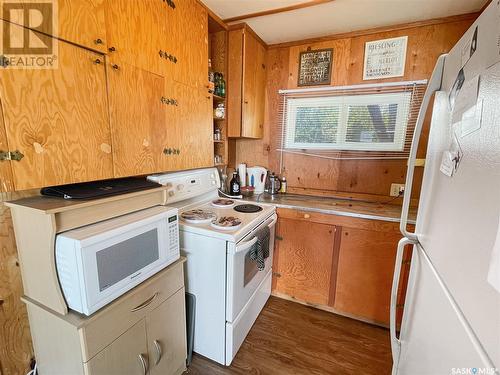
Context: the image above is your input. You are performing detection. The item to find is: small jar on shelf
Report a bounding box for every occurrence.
[214,128,221,141]
[214,103,225,119]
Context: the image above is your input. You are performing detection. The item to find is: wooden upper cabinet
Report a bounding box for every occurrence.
[162,0,208,89]
[228,25,266,139]
[0,23,113,190]
[107,59,170,178]
[0,101,14,192]
[105,0,165,76]
[0,0,108,53]
[273,217,336,306]
[242,29,266,138]
[85,319,149,375]
[164,80,213,171]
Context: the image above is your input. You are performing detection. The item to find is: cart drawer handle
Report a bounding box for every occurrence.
[131,292,159,312]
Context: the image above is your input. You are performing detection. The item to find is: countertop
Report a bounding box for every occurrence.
[247,193,417,224]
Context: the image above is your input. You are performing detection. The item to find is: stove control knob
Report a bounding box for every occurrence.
[210,173,215,179]
[168,190,175,197]
[165,182,173,188]
[211,180,216,185]
[177,184,184,191]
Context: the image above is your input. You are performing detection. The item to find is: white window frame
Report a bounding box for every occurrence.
[284,92,411,152]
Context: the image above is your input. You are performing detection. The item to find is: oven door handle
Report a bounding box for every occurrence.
[235,237,258,254]
[235,214,277,254]
[268,216,278,228]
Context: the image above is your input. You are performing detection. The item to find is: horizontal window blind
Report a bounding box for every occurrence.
[276,80,428,165]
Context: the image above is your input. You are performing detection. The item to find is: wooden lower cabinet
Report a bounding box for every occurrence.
[333,227,409,325]
[273,218,336,306]
[273,208,411,326]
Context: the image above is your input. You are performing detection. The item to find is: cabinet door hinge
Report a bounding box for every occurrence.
[275,235,283,241]
[0,150,24,162]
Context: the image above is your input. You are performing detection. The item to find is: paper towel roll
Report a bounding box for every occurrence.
[238,163,246,187]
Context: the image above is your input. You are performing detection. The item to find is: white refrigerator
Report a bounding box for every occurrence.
[391,2,500,374]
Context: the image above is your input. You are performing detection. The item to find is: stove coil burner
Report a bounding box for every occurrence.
[234,204,263,213]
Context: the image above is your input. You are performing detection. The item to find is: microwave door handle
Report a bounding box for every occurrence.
[235,237,258,254]
[400,53,447,241]
[131,292,159,312]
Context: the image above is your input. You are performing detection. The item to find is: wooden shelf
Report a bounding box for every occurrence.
[214,162,226,167]
[213,117,226,121]
[212,94,226,102]
[213,139,225,143]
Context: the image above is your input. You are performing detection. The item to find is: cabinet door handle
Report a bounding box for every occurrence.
[159,50,177,63]
[131,292,158,312]
[111,64,119,70]
[108,46,116,52]
[0,150,24,162]
[138,354,148,375]
[93,58,101,65]
[163,0,176,9]
[153,340,163,365]
[94,38,103,45]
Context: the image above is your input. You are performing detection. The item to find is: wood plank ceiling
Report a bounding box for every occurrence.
[201,0,489,45]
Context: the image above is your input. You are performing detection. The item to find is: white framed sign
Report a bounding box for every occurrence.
[363,36,408,80]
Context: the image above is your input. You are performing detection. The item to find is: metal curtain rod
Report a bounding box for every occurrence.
[278,80,428,94]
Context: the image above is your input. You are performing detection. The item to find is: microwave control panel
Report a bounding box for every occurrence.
[168,215,179,251]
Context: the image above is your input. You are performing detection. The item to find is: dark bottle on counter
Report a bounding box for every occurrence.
[230,171,240,195]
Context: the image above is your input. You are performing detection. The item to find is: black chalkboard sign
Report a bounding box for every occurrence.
[298,48,333,86]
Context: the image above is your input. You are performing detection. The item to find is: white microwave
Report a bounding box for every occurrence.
[55,206,179,316]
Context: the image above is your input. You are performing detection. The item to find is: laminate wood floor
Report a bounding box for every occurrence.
[185,296,392,375]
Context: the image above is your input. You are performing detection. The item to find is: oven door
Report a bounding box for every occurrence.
[226,213,277,323]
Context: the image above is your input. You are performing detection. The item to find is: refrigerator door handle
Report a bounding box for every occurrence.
[390,237,415,374]
[400,54,448,241]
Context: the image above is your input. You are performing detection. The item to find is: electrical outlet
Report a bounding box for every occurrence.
[390,183,405,197]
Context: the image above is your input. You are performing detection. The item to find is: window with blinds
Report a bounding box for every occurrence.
[277,81,427,160]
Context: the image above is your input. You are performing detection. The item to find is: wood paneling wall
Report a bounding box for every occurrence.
[232,17,475,200]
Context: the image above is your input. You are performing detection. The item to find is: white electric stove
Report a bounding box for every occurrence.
[148,168,277,366]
